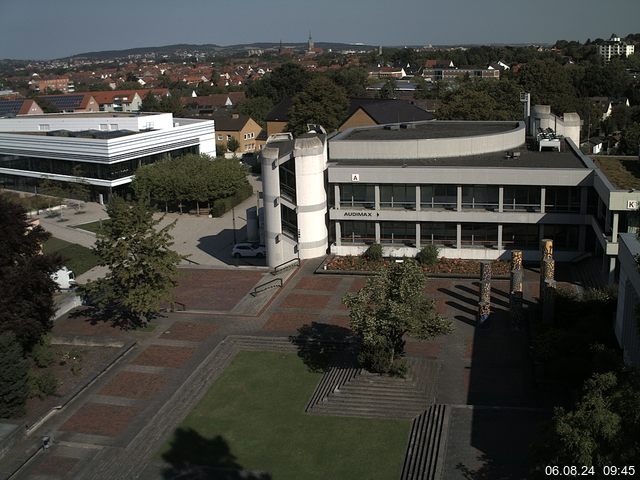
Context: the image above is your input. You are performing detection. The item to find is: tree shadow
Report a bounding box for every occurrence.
[68,305,163,330]
[289,322,358,372]
[162,428,270,480]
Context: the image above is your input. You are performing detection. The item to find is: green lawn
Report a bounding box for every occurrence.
[73,219,109,234]
[43,237,99,276]
[160,351,410,479]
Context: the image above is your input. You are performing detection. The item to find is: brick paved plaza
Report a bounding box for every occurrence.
[6,261,551,480]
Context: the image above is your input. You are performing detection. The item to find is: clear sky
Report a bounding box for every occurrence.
[1,0,639,60]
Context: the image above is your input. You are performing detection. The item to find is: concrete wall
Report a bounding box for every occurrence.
[329,121,525,160]
[0,112,175,132]
[615,233,640,366]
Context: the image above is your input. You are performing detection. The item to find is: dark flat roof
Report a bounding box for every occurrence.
[341,121,520,141]
[330,142,587,169]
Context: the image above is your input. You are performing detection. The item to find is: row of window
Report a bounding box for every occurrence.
[337,221,580,250]
[338,184,583,213]
[0,146,198,181]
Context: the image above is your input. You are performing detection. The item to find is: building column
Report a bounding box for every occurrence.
[497,224,503,251]
[334,185,340,209]
[456,186,462,212]
[578,225,586,251]
[539,224,545,242]
[335,221,341,247]
[374,185,380,210]
[609,256,616,284]
[612,212,619,243]
[498,186,504,213]
[415,185,421,212]
[605,208,611,234]
[580,186,588,215]
[416,223,421,249]
[375,222,380,244]
[540,187,546,213]
[456,223,462,250]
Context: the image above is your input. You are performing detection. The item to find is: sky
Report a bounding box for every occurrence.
[0,0,639,60]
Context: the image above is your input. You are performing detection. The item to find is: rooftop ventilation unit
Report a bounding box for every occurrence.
[383,124,400,131]
[400,123,416,129]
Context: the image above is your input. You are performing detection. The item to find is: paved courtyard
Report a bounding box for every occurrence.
[4,259,551,480]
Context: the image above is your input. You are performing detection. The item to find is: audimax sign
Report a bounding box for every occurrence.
[342,211,380,217]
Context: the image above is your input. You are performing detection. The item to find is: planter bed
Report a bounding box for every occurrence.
[317,255,511,278]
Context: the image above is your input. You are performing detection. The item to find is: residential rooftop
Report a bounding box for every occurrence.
[593,156,640,190]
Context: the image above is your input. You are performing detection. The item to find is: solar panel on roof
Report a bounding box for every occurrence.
[0,100,23,115]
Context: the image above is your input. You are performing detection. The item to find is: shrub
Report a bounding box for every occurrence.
[31,336,54,368]
[416,245,439,266]
[209,183,254,218]
[363,243,383,262]
[30,371,58,399]
[0,333,29,418]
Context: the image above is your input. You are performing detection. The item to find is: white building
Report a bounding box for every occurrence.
[0,112,215,201]
[598,34,635,62]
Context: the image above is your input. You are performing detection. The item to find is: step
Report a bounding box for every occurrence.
[317,396,426,412]
[311,405,419,419]
[335,386,428,402]
[400,405,449,480]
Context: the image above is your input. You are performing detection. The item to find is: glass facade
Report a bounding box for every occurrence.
[503,186,541,212]
[380,184,416,209]
[340,184,375,208]
[341,221,376,244]
[544,224,579,250]
[462,186,499,210]
[461,223,498,248]
[545,187,580,213]
[421,185,457,209]
[281,205,298,239]
[278,160,296,202]
[420,222,457,247]
[0,146,198,181]
[380,222,415,245]
[502,224,539,250]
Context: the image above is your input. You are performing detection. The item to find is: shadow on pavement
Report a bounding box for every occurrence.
[161,428,270,480]
[196,227,266,267]
[290,322,358,372]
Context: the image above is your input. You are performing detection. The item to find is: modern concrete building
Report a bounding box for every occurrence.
[615,233,640,367]
[259,107,640,281]
[0,112,215,202]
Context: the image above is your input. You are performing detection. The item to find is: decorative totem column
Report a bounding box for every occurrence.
[510,250,524,329]
[539,239,556,324]
[478,261,492,324]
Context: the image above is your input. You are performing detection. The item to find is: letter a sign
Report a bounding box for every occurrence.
[351,173,360,182]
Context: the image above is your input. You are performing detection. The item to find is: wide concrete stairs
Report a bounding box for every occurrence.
[306,358,439,419]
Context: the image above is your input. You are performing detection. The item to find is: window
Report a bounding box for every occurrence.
[380,222,415,245]
[543,224,579,251]
[545,187,580,213]
[503,186,541,212]
[340,184,375,208]
[421,222,457,247]
[99,124,108,131]
[109,124,118,131]
[226,135,232,141]
[380,184,416,209]
[38,124,50,131]
[462,186,499,210]
[341,221,376,244]
[217,135,223,141]
[502,224,539,250]
[421,185,457,209]
[461,224,497,248]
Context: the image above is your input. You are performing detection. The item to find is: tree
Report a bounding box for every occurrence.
[378,78,397,99]
[437,78,521,121]
[238,96,273,126]
[343,260,453,374]
[533,370,640,472]
[226,136,240,155]
[0,197,60,351]
[619,122,640,155]
[286,76,348,135]
[518,59,577,114]
[140,91,161,112]
[246,63,311,104]
[0,332,30,418]
[79,198,183,328]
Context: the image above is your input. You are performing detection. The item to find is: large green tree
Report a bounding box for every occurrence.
[286,76,348,135]
[79,198,183,328]
[533,370,640,472]
[343,260,453,374]
[437,78,522,121]
[0,332,30,418]
[0,197,60,351]
[517,59,577,114]
[246,63,311,104]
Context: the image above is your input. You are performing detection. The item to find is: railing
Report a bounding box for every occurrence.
[169,301,186,312]
[182,257,200,266]
[272,257,300,275]
[251,278,283,296]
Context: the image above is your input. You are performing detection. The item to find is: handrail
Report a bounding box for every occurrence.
[251,278,283,296]
[182,257,200,265]
[272,257,300,275]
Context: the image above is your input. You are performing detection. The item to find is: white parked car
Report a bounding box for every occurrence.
[51,266,77,289]
[232,243,266,258]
